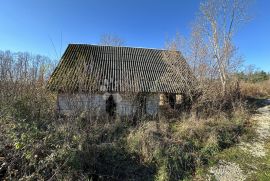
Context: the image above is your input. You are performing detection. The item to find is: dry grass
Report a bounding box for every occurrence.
[0,82,254,180]
[240,80,270,98]
[125,107,253,180]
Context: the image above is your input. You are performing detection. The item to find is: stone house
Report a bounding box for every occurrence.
[47,44,195,118]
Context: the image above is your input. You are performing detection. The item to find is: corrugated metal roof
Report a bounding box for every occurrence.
[47,44,196,93]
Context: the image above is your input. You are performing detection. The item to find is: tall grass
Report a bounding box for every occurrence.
[240,80,270,98]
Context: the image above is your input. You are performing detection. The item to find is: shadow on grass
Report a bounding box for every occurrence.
[69,144,156,181]
[245,97,270,113]
[66,118,156,180]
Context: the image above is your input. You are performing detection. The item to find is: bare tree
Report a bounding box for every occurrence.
[161,0,252,115]
[194,0,251,94]
[99,34,125,46]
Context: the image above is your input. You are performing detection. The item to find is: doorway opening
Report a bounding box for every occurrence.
[106,94,116,117]
[167,93,176,109]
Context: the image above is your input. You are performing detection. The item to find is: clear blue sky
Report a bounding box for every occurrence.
[0,0,269,71]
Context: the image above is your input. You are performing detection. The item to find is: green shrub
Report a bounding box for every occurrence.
[199,134,220,164]
[217,124,242,149]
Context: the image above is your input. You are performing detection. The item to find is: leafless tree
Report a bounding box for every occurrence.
[162,0,252,115]
[99,34,125,46]
[194,0,252,94]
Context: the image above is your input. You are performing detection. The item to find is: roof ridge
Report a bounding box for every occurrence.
[68,43,169,51]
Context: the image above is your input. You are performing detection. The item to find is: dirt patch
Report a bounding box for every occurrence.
[239,104,270,157]
[209,161,246,181]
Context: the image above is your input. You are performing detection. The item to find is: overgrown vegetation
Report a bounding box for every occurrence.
[0,47,256,180]
[0,53,254,179]
[238,71,270,98]
[1,0,266,180]
[240,79,270,98]
[0,82,253,180]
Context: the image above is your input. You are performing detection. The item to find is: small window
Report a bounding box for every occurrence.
[176,94,182,104]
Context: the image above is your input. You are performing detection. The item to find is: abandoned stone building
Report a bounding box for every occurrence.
[47,44,195,117]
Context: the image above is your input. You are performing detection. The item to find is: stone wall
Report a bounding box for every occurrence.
[57,93,106,116]
[57,93,160,117]
[146,94,159,116]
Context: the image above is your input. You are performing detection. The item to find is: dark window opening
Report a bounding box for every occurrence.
[167,94,176,109]
[139,95,147,115]
[106,95,116,117]
[134,93,147,119]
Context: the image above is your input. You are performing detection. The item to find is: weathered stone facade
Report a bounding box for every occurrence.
[57,93,160,117]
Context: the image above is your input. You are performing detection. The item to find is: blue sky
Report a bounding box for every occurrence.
[0,0,269,71]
